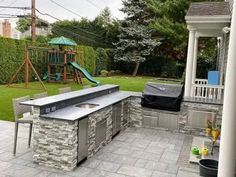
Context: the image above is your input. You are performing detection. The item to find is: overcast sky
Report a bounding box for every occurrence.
[0,0,125,26]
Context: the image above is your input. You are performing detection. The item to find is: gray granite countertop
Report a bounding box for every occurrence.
[40,91,133,121]
[21,85,118,107]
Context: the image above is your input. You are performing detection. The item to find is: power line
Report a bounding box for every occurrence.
[54,25,106,46]
[49,0,83,18]
[35,8,60,21]
[86,0,102,10]
[0,6,30,10]
[36,8,103,38]
[0,0,19,12]
[0,13,29,17]
[0,14,30,18]
[34,10,105,44]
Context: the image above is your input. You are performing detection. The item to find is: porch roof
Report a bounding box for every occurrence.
[186,2,231,17]
[185,2,231,25]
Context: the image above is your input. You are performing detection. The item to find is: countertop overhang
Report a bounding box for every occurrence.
[40,91,133,121]
[21,85,119,107]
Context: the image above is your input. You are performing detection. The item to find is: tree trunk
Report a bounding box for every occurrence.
[132,62,140,77]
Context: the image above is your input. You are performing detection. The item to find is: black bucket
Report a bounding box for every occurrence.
[199,159,218,177]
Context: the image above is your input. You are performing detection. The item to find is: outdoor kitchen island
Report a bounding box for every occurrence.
[21,85,134,171]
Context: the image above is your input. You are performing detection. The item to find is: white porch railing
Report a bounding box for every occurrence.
[195,79,208,85]
[191,79,224,100]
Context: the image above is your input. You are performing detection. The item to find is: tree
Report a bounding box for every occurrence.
[147,0,222,60]
[51,8,120,48]
[16,15,50,33]
[114,0,160,76]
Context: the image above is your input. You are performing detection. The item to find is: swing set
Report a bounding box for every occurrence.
[7,46,84,91]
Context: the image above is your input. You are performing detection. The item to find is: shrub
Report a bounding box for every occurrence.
[77,45,96,75]
[100,70,108,77]
[108,70,116,76]
[95,48,109,76]
[0,37,29,84]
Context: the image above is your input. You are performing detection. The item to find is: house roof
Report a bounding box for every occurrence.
[186,2,231,17]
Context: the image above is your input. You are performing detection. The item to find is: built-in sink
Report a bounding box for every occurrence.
[75,103,99,109]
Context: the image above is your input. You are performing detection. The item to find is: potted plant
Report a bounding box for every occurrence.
[211,127,220,142]
[205,120,212,136]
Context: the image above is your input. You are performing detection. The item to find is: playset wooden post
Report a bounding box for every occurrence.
[7,48,46,91]
[63,51,67,82]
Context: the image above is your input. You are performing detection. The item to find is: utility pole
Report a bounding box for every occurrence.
[31,0,36,43]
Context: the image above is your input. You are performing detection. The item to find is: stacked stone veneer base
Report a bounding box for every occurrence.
[87,106,112,158]
[33,108,78,171]
[129,96,223,136]
[32,99,131,171]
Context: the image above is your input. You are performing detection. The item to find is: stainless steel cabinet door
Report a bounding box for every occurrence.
[112,102,122,136]
[78,117,88,163]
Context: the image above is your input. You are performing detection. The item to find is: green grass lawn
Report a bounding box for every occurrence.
[0,76,180,122]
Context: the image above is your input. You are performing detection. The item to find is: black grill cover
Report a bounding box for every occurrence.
[141,82,184,112]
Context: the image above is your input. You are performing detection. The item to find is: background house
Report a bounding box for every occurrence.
[0,19,21,39]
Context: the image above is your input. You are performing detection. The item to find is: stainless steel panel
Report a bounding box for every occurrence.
[78,117,88,163]
[116,102,122,131]
[95,119,107,148]
[158,113,178,130]
[187,110,216,128]
[123,101,130,126]
[143,116,158,128]
[112,102,122,136]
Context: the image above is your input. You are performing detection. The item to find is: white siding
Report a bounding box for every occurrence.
[226,0,234,12]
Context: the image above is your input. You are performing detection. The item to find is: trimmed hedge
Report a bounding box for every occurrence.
[95,48,108,76]
[77,45,96,75]
[0,38,28,84]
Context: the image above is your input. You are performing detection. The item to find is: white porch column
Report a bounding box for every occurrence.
[191,36,199,86]
[218,2,236,177]
[184,27,196,97]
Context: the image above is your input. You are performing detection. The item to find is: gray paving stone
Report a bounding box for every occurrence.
[135,159,148,168]
[48,173,72,177]
[65,167,93,177]
[2,164,41,177]
[0,152,17,162]
[131,150,162,162]
[96,161,120,173]
[117,165,153,177]
[177,170,200,177]
[34,171,52,177]
[9,158,31,166]
[145,146,165,155]
[131,139,151,149]
[115,155,138,165]
[0,121,200,177]
[96,152,119,162]
[145,161,167,172]
[0,161,12,171]
[151,171,176,177]
[0,174,12,177]
[112,148,132,155]
[81,159,101,169]
[165,164,179,174]
[87,169,127,177]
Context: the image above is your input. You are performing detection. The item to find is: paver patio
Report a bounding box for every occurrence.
[0,120,200,177]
